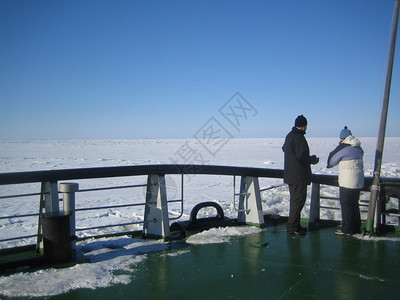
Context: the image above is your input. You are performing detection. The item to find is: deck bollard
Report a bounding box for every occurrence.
[59,182,79,259]
[309,183,321,228]
[42,213,73,262]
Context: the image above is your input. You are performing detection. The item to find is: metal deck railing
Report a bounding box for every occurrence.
[1,165,399,251]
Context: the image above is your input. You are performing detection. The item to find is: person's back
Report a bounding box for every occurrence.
[327,126,364,235]
[327,135,364,189]
[282,115,318,235]
[283,127,312,186]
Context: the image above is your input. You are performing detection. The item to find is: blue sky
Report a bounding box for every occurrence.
[1,0,399,139]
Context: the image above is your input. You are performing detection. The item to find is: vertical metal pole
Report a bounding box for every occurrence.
[398,198,400,226]
[366,0,400,234]
[36,182,46,254]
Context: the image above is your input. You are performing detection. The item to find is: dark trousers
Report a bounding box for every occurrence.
[287,184,307,232]
[340,187,361,234]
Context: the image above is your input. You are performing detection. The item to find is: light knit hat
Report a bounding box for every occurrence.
[340,126,352,139]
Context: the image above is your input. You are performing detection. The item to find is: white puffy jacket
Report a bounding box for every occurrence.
[327,135,364,189]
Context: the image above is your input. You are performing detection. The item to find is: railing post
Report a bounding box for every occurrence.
[143,174,170,241]
[309,183,320,228]
[44,181,59,214]
[38,181,59,254]
[398,197,400,226]
[59,182,79,258]
[237,176,265,228]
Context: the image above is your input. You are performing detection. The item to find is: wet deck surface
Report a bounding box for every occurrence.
[51,223,400,300]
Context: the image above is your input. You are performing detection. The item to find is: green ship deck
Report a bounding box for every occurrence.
[45,223,399,300]
[1,165,399,299]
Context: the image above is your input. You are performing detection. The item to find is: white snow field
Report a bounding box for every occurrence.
[0,138,399,297]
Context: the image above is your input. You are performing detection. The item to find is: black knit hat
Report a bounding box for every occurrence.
[295,115,307,127]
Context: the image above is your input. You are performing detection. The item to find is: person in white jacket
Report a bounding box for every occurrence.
[327,126,364,235]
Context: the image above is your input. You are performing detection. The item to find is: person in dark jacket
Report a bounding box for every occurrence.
[283,115,319,235]
[327,126,364,235]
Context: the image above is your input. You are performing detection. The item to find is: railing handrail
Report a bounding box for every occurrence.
[1,164,399,192]
[1,164,399,249]
[0,164,283,185]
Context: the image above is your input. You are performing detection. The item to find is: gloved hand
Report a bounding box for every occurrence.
[310,155,319,165]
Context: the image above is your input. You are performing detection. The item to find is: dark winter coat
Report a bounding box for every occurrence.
[282,127,315,185]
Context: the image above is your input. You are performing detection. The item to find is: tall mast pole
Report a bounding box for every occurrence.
[365,0,400,234]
